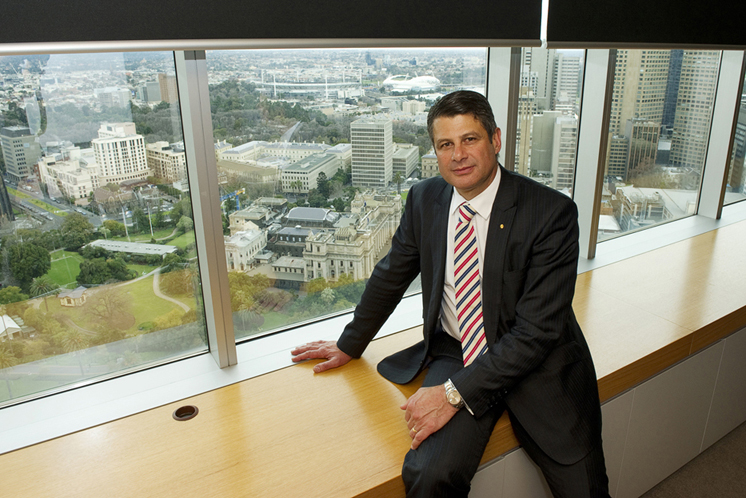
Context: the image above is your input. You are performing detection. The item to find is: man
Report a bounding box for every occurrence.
[292,91,610,497]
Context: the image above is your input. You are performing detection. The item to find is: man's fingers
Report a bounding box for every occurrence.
[312,358,338,373]
[410,427,431,450]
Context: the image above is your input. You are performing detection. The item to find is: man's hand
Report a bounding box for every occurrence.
[401,384,459,450]
[291,340,352,373]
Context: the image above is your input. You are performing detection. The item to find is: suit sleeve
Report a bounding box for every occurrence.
[337,188,422,358]
[450,196,580,418]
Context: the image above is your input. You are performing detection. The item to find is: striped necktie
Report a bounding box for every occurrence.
[454,203,488,366]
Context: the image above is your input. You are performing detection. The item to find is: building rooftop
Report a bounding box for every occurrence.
[88,239,178,256]
[286,207,340,224]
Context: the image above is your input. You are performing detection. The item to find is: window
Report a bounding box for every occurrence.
[597,50,721,241]
[0,52,208,406]
[514,48,584,195]
[207,47,486,342]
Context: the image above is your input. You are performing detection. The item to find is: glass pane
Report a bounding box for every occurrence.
[0,52,208,405]
[514,48,584,196]
[205,48,487,341]
[725,73,746,205]
[598,49,721,240]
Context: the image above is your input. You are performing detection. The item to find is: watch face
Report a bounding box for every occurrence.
[448,391,460,405]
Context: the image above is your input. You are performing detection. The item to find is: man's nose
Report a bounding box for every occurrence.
[452,143,467,161]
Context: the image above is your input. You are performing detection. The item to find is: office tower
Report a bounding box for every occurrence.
[607,136,630,179]
[530,111,563,175]
[1,126,42,182]
[515,87,537,177]
[609,50,670,136]
[662,50,684,133]
[522,48,556,111]
[158,73,179,103]
[606,50,670,179]
[626,119,660,175]
[92,122,150,184]
[95,87,131,108]
[551,115,578,191]
[551,53,582,112]
[669,51,720,169]
[350,116,393,188]
[146,142,188,183]
[728,103,746,193]
[137,81,162,103]
[392,144,419,178]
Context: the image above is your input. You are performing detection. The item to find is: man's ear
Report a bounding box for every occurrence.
[492,127,502,153]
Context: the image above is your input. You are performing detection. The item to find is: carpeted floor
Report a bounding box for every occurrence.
[640,422,746,497]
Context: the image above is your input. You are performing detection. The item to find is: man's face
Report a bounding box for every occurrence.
[432,114,501,200]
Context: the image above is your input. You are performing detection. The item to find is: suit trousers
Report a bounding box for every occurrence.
[401,332,611,498]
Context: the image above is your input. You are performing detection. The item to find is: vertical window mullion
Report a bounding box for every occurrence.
[698,50,745,220]
[174,50,237,368]
[575,49,614,260]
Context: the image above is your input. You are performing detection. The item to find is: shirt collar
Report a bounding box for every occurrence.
[449,165,501,220]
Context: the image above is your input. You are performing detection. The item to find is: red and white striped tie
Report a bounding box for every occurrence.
[454,203,488,366]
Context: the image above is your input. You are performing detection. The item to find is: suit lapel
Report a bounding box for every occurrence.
[426,182,452,333]
[483,167,517,345]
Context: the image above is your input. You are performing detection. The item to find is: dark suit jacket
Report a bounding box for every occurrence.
[337,167,602,465]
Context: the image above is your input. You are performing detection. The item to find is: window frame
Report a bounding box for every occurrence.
[1,41,746,456]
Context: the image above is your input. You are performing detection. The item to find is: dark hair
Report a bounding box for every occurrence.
[427,90,497,144]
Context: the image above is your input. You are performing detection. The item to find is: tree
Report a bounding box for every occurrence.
[176,215,194,233]
[7,242,51,292]
[316,172,331,199]
[29,275,60,312]
[77,257,136,285]
[60,213,95,250]
[102,219,126,237]
[0,347,18,399]
[59,330,88,376]
[85,287,132,330]
[393,172,404,195]
[133,208,150,234]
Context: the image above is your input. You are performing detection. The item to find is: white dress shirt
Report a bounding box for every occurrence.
[440,167,501,342]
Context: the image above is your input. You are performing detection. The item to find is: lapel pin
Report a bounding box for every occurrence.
[500,224,504,229]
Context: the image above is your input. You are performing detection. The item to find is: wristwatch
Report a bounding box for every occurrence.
[444,379,465,409]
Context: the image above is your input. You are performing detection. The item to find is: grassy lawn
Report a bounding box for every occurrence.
[44,276,187,336]
[128,264,159,276]
[168,231,195,249]
[257,311,293,332]
[111,228,174,243]
[48,251,84,287]
[8,188,68,216]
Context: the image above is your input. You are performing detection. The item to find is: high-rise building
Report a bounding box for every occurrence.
[92,123,149,184]
[351,117,393,188]
[551,115,578,191]
[609,50,671,136]
[392,144,419,178]
[522,48,556,111]
[728,103,746,193]
[146,142,187,183]
[662,50,684,133]
[670,51,720,169]
[515,87,537,177]
[95,87,131,108]
[158,73,179,104]
[530,111,563,175]
[137,82,162,103]
[606,50,671,179]
[552,53,582,112]
[626,119,660,176]
[1,126,41,182]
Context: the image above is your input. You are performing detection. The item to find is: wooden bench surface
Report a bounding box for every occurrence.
[2,220,745,498]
